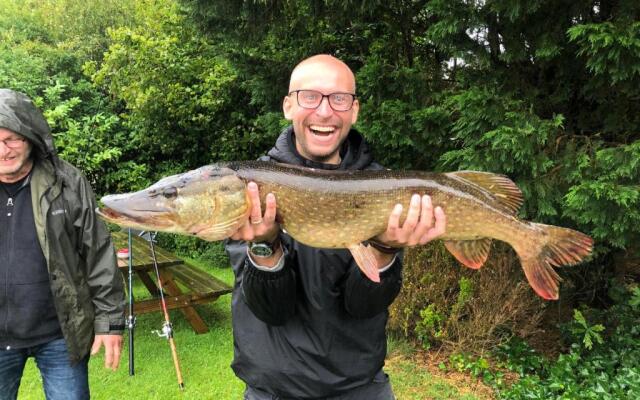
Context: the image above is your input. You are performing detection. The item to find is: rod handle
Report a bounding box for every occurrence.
[169,336,184,390]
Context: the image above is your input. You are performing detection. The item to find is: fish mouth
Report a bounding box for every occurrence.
[96,193,173,229]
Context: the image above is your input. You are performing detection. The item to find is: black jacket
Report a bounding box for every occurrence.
[226,126,403,398]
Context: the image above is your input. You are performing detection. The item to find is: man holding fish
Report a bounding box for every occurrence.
[225,54,447,399]
[96,52,593,397]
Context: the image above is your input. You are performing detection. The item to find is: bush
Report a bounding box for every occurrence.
[389,242,546,353]
[156,233,230,268]
[493,283,640,399]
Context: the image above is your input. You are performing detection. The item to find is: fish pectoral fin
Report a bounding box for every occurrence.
[447,171,524,215]
[192,221,240,241]
[348,244,381,283]
[444,239,492,270]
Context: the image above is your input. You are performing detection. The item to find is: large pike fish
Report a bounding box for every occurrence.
[97,161,593,300]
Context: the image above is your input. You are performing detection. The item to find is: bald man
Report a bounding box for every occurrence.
[224,55,446,399]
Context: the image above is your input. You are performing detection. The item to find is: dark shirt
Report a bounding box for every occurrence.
[0,174,62,349]
[227,127,403,398]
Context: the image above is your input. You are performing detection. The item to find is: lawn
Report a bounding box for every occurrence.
[17,260,492,400]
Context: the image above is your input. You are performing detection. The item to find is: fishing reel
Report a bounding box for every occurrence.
[137,230,158,243]
[127,314,136,330]
[153,321,174,339]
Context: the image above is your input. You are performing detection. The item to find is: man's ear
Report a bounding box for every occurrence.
[283,95,294,120]
[351,98,360,124]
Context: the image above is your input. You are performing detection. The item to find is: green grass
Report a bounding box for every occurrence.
[386,336,490,400]
[18,263,243,400]
[17,260,490,399]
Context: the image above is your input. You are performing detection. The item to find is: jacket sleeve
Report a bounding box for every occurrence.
[77,177,126,334]
[225,238,297,325]
[343,253,403,319]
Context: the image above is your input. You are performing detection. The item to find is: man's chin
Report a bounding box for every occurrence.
[305,146,342,163]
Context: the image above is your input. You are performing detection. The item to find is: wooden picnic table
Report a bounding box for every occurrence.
[112,231,232,334]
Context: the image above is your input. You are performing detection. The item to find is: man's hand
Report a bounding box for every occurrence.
[90,334,123,371]
[230,182,279,242]
[375,194,446,247]
[231,182,283,269]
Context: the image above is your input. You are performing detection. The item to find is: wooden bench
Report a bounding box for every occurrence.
[112,231,233,334]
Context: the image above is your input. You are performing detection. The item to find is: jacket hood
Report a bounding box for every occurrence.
[0,89,56,162]
[265,126,375,170]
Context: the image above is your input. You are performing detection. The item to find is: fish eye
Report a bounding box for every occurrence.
[163,187,178,199]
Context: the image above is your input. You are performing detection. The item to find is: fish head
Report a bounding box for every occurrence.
[97,164,250,241]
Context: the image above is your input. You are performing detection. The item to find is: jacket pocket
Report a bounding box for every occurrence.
[8,280,60,339]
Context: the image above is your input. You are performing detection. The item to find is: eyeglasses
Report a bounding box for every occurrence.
[289,90,356,112]
[0,137,26,148]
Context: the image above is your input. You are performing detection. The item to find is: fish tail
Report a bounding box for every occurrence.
[517,223,593,300]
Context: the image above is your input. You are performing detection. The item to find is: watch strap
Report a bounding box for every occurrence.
[249,234,281,258]
[364,239,402,255]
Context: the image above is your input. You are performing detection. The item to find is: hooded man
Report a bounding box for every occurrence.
[0,89,125,400]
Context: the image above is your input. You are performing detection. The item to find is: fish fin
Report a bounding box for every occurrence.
[444,239,492,270]
[192,216,248,241]
[519,223,594,300]
[447,171,524,215]
[348,244,381,283]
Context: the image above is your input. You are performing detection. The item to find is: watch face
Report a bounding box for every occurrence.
[250,243,273,257]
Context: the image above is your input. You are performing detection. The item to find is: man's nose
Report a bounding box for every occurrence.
[314,97,333,117]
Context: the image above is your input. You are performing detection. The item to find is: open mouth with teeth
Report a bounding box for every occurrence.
[309,125,336,136]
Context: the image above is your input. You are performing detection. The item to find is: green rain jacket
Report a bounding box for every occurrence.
[0,89,125,363]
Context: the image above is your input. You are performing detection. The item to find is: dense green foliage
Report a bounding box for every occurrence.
[0,0,147,192]
[1,1,639,395]
[444,283,640,399]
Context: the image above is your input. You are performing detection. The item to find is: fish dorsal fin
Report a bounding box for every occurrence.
[448,171,524,215]
[444,239,492,270]
[348,243,381,283]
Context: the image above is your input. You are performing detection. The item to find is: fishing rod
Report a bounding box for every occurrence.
[141,231,185,390]
[126,228,136,376]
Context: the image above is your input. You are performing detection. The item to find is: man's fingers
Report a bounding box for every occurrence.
[420,195,433,229]
[90,338,101,355]
[230,222,254,241]
[387,203,403,232]
[420,206,447,244]
[401,194,421,232]
[433,206,446,235]
[263,193,277,223]
[247,182,263,222]
[408,195,433,244]
[111,339,122,371]
[104,340,113,370]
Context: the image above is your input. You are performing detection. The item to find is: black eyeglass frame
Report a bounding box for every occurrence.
[288,90,357,112]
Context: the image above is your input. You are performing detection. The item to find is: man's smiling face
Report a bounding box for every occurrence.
[283,55,359,165]
[0,128,33,183]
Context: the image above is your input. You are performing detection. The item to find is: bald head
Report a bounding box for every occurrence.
[283,54,360,164]
[288,54,356,93]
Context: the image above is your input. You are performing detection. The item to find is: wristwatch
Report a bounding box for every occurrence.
[364,239,402,255]
[249,235,281,258]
